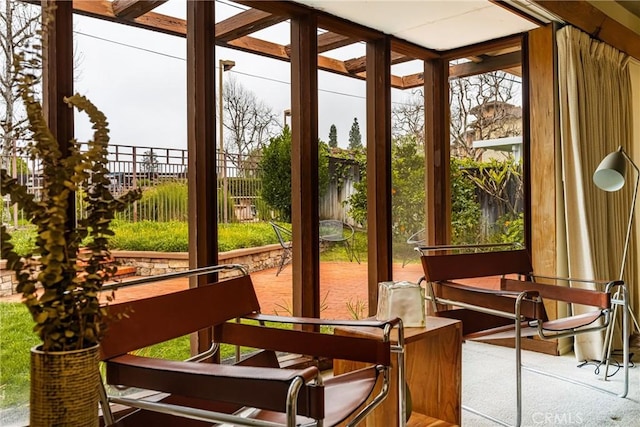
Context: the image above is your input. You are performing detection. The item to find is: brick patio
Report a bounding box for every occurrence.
[99,262,425,319]
[0,262,425,319]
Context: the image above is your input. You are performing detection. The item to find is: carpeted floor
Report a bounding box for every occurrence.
[2,339,638,426]
[462,341,640,426]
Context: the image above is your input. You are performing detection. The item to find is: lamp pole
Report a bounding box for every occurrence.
[593,146,640,378]
[283,109,291,128]
[219,59,235,223]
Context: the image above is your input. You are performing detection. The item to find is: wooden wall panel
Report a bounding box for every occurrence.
[528,25,558,278]
[528,25,560,352]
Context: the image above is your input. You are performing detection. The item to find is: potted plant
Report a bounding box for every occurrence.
[0,22,141,426]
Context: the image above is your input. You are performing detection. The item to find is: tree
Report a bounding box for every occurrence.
[346,136,425,238]
[260,127,293,221]
[449,71,521,160]
[223,76,279,159]
[328,124,338,148]
[348,118,362,150]
[142,150,159,174]
[260,126,330,222]
[392,89,424,144]
[0,1,40,160]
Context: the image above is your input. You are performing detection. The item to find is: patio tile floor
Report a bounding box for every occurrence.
[92,261,427,319]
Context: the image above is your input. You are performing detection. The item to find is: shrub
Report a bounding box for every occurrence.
[451,157,482,244]
[260,126,329,222]
[139,180,188,222]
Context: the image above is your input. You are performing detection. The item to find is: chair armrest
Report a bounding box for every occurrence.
[245,313,401,330]
[529,275,625,295]
[216,321,394,366]
[106,354,321,414]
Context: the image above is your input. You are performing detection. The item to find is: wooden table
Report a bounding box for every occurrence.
[334,316,462,426]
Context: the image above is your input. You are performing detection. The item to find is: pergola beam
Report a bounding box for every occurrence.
[69,0,410,88]
[345,51,411,74]
[316,31,359,53]
[111,0,167,19]
[216,8,286,42]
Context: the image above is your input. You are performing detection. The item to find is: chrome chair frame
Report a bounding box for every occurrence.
[418,245,629,427]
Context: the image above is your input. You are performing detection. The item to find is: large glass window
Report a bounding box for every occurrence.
[448,45,525,249]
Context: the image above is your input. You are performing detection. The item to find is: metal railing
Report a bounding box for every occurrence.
[1,144,264,225]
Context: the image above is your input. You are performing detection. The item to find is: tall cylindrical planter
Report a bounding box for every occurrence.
[30,344,100,427]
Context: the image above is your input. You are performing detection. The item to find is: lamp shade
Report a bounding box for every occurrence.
[593,149,627,192]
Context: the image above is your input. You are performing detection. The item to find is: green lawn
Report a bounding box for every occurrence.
[0,303,313,410]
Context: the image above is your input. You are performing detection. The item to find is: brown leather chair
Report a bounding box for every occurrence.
[99,272,403,427]
[419,247,629,427]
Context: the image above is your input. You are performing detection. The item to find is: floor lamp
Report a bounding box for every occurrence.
[593,146,640,369]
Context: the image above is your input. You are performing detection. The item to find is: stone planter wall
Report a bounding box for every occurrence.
[0,244,285,297]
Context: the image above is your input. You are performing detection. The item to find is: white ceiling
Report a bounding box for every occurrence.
[295,0,543,50]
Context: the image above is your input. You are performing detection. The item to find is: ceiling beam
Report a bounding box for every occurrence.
[215,8,287,42]
[440,34,523,60]
[401,50,522,89]
[391,38,439,60]
[448,50,522,79]
[531,0,640,60]
[111,0,167,20]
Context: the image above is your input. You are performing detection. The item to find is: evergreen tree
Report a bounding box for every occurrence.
[328,124,338,148]
[348,118,363,150]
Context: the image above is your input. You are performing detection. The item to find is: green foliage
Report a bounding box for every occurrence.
[107,220,189,252]
[451,157,482,244]
[227,177,262,197]
[0,302,40,408]
[254,196,275,221]
[3,157,30,175]
[259,126,329,221]
[345,151,367,226]
[462,157,523,217]
[217,222,282,252]
[347,137,426,241]
[139,180,188,222]
[490,212,524,244]
[328,124,338,148]
[260,127,292,221]
[348,117,363,150]
[4,221,282,254]
[0,47,141,351]
[318,140,330,198]
[390,136,425,241]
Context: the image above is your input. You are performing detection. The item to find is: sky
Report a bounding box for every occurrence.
[68,0,422,151]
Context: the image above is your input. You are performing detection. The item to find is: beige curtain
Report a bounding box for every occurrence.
[557,25,634,361]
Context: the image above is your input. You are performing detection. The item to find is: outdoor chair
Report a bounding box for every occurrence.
[99,265,404,427]
[401,228,426,267]
[270,221,292,276]
[418,246,629,427]
[319,219,360,263]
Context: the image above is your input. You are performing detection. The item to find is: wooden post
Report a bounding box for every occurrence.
[290,12,320,319]
[366,36,392,316]
[186,1,217,353]
[423,58,450,246]
[42,0,74,225]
